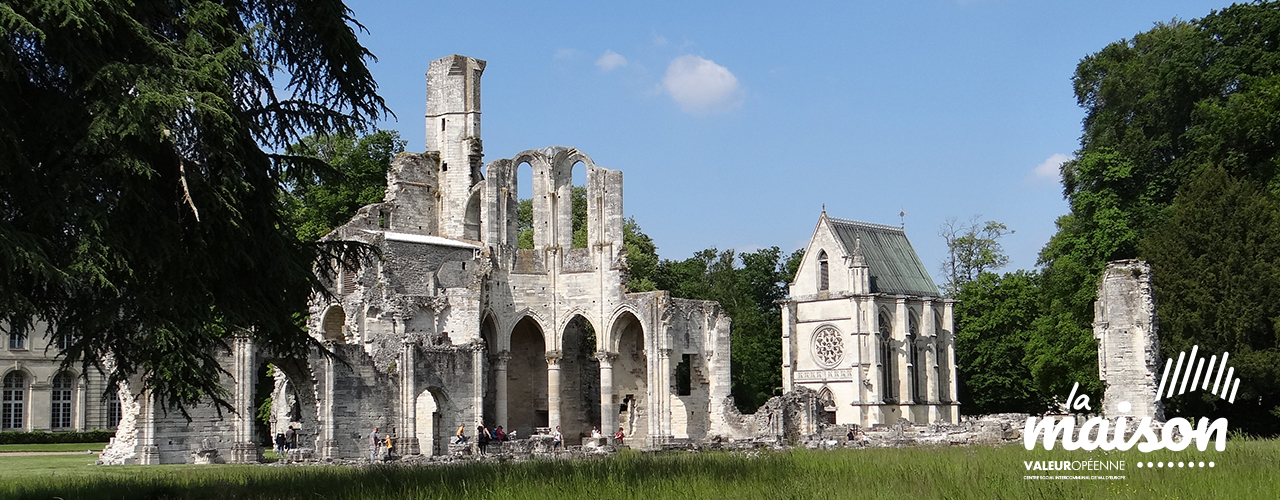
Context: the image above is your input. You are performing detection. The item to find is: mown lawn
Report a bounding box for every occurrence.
[2,439,1278,499]
[0,442,109,453]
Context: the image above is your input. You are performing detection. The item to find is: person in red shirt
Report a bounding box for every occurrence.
[613,426,625,442]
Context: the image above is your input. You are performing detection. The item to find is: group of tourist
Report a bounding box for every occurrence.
[272,425,299,455]
[369,426,398,461]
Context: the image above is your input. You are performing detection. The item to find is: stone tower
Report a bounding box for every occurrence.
[425,54,486,240]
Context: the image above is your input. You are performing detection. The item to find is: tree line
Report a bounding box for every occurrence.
[950,1,1280,436]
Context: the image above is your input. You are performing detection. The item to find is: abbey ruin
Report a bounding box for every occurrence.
[92,54,960,465]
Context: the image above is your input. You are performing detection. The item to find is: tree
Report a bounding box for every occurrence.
[1026,2,1280,419]
[281,130,405,242]
[953,271,1050,414]
[938,216,1013,296]
[1,1,388,411]
[652,246,802,412]
[1140,166,1280,434]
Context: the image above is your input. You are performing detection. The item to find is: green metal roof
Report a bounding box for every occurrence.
[826,217,940,297]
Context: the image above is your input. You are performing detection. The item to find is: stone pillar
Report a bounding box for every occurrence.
[322,343,340,459]
[654,347,672,446]
[895,298,910,416]
[401,344,420,455]
[231,334,260,463]
[1093,260,1163,421]
[780,303,793,391]
[921,300,939,422]
[943,300,959,423]
[546,351,562,430]
[495,351,510,429]
[597,351,617,440]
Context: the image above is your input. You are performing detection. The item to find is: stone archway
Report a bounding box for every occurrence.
[559,314,599,443]
[320,306,346,343]
[263,358,321,454]
[612,311,647,443]
[414,388,449,456]
[507,316,547,438]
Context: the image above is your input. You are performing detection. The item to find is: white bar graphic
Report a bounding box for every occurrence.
[1179,345,1199,395]
[1212,352,1229,395]
[1190,357,1205,394]
[1220,367,1235,399]
[1168,351,1186,398]
[1228,379,1240,404]
[1156,358,1173,400]
[1202,355,1217,391]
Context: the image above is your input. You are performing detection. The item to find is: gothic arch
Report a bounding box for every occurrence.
[319,305,346,343]
[606,304,647,353]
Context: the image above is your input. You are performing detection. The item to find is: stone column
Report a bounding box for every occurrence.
[546,351,562,430]
[597,351,618,440]
[495,351,511,429]
[922,300,939,422]
[654,347,672,446]
[401,344,420,455]
[231,334,260,463]
[895,298,910,416]
[322,342,340,459]
[943,300,959,423]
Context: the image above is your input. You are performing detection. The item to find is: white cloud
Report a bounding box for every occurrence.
[596,50,627,71]
[553,48,580,60]
[662,55,741,115]
[652,34,668,46]
[1032,153,1072,180]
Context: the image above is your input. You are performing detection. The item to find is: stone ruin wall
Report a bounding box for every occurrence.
[1093,259,1163,421]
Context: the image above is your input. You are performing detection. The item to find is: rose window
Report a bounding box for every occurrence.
[811,327,844,368]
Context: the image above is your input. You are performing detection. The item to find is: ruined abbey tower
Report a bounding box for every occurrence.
[99,55,737,464]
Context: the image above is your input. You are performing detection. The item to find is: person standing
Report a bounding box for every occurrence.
[369,427,379,461]
[286,425,298,451]
[454,424,468,444]
[613,427,625,444]
[477,424,490,455]
[552,425,563,450]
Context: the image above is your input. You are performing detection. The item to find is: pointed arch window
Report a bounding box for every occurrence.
[908,313,922,404]
[935,312,949,402]
[817,250,829,292]
[878,312,896,404]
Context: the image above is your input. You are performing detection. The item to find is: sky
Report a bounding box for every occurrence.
[345,0,1235,285]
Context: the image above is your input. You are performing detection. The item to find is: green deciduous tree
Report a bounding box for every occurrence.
[0,0,388,411]
[653,246,802,412]
[1026,2,1280,418]
[939,217,1013,297]
[281,130,405,242]
[954,271,1051,414]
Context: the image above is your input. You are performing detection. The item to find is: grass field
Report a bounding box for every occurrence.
[0,442,108,453]
[2,439,1277,499]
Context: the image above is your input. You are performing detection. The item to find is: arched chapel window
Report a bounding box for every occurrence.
[908,313,922,404]
[878,312,896,404]
[935,312,949,402]
[817,250,829,292]
[2,372,25,430]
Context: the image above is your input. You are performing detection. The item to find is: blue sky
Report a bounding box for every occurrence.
[346,0,1233,284]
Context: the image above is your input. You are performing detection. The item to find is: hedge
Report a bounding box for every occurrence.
[0,430,115,444]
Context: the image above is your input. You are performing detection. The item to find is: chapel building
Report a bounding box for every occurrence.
[780,212,958,427]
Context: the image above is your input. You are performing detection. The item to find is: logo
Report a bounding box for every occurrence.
[1023,346,1235,453]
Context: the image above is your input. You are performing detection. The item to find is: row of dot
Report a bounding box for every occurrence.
[1136,462,1214,468]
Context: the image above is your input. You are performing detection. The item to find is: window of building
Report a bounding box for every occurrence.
[2,372,25,430]
[935,313,948,402]
[8,324,26,350]
[57,332,72,351]
[908,314,922,404]
[817,250,829,291]
[675,354,692,396]
[878,312,896,404]
[107,392,122,428]
[51,372,73,430]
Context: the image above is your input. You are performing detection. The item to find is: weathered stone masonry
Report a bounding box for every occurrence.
[101,55,737,464]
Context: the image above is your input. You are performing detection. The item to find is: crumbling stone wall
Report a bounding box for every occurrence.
[1093,260,1164,421]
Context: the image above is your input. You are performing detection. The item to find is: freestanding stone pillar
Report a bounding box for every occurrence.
[495,351,510,429]
[231,334,260,463]
[597,352,617,440]
[1093,260,1164,421]
[546,351,562,430]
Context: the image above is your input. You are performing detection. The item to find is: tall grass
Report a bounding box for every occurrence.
[4,440,1278,499]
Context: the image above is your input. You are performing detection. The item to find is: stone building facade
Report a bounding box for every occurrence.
[1,321,120,433]
[100,55,736,464]
[780,212,958,427]
[1093,260,1163,421]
